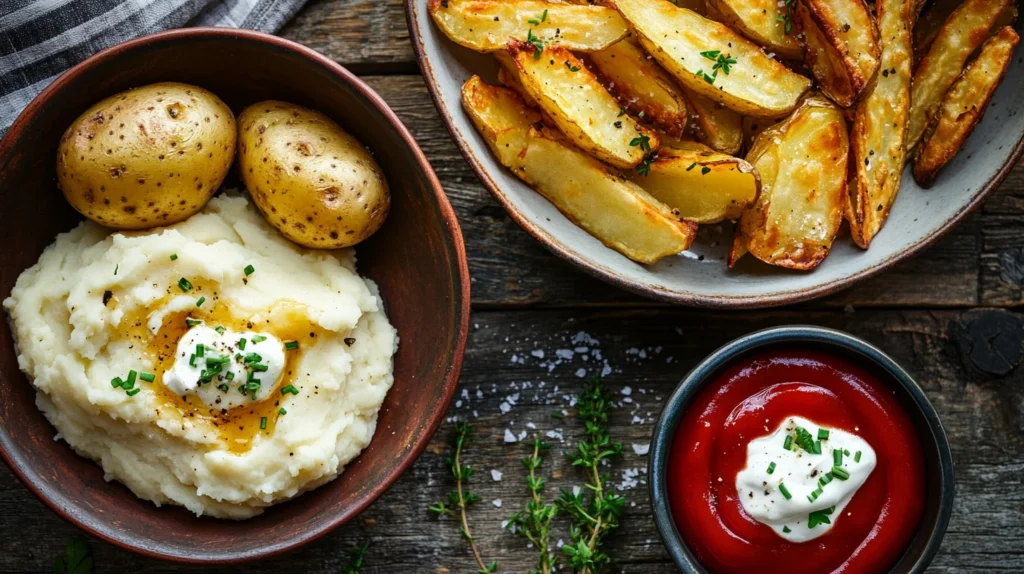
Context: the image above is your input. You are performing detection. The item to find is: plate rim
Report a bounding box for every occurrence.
[404,0,1024,308]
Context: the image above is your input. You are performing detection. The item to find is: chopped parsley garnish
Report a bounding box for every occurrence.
[169,254,178,261]
[177,277,193,292]
[807,506,835,528]
[285,341,299,350]
[767,462,776,474]
[139,372,155,383]
[244,264,255,276]
[281,385,299,395]
[526,28,544,59]
[195,296,206,307]
[778,482,792,500]
[701,166,711,175]
[782,526,791,533]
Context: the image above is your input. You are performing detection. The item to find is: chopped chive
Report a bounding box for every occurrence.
[126,370,137,386]
[260,417,267,430]
[196,344,205,358]
[114,264,118,275]
[169,254,178,261]
[541,8,547,21]
[700,166,711,175]
[178,277,192,292]
[285,341,299,350]
[244,264,255,276]
[767,462,776,474]
[244,352,262,363]
[189,354,197,367]
[252,335,267,343]
[139,372,155,383]
[832,466,850,480]
[214,325,225,335]
[218,383,229,392]
[281,385,299,396]
[225,371,235,381]
[686,162,698,172]
[111,377,124,388]
[783,435,793,450]
[818,428,830,440]
[238,338,247,350]
[186,318,202,328]
[126,387,141,396]
[251,363,269,372]
[834,449,843,466]
[279,407,287,415]
[196,296,205,307]
[782,526,791,533]
[778,483,792,499]
[854,451,862,462]
[811,441,822,455]
[844,449,851,456]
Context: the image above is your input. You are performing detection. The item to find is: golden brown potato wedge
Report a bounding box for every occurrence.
[703,0,802,59]
[845,0,913,249]
[628,147,760,223]
[735,97,849,270]
[797,0,880,107]
[508,40,658,169]
[741,115,782,151]
[914,27,1020,187]
[461,75,541,168]
[914,0,961,60]
[462,77,696,264]
[684,90,744,155]
[428,0,628,52]
[585,38,691,137]
[614,0,811,117]
[907,0,1013,152]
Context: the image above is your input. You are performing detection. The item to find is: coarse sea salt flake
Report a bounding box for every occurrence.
[632,443,650,456]
[504,429,518,443]
[491,469,503,481]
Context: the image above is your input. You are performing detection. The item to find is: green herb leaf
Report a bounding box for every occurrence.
[53,538,92,574]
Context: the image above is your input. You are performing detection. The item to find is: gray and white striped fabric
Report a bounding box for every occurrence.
[0,0,307,137]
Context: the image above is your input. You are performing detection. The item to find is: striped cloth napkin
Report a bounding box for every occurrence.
[0,0,307,137]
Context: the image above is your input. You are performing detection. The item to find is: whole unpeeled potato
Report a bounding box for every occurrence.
[57,82,236,229]
[237,101,390,249]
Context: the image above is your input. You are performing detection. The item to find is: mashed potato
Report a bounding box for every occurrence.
[3,194,397,519]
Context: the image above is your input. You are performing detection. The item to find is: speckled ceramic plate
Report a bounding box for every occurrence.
[405,3,1024,307]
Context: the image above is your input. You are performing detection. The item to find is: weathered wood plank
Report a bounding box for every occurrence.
[357,75,1006,308]
[2,308,1022,572]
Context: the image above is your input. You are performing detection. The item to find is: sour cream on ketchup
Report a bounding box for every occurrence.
[669,349,925,574]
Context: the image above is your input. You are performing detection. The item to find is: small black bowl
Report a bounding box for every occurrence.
[649,325,955,573]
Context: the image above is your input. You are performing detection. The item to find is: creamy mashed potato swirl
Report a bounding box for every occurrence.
[3,195,397,519]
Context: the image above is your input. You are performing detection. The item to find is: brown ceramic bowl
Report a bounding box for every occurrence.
[0,28,469,563]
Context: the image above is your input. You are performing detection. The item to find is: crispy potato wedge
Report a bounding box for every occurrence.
[684,90,744,155]
[508,41,658,169]
[628,147,760,223]
[520,128,698,263]
[914,0,961,60]
[461,75,541,168]
[907,0,1013,151]
[845,0,913,249]
[704,0,802,59]
[914,27,1020,187]
[797,0,880,107]
[462,77,696,264]
[741,115,782,151]
[429,0,628,52]
[585,38,691,137]
[737,97,849,269]
[614,0,811,117]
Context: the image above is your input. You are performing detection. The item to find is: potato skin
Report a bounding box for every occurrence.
[57,82,235,229]
[237,101,390,248]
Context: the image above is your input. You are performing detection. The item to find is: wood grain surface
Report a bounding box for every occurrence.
[3,0,1024,572]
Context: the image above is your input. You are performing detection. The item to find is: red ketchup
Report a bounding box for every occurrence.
[668,349,925,573]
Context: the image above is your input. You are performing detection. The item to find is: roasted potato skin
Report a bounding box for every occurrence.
[238,101,390,249]
[798,0,880,107]
[56,82,235,229]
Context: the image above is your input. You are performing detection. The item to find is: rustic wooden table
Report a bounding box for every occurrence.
[3,1,1024,572]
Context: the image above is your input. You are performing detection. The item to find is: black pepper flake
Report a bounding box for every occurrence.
[344,337,356,346]
[102,290,113,306]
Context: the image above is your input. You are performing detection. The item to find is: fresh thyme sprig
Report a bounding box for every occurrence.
[53,538,92,574]
[507,438,558,574]
[557,378,625,573]
[341,540,370,574]
[527,28,544,59]
[429,422,497,573]
[777,0,796,34]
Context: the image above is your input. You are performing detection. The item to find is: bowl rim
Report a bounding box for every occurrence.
[647,325,955,573]
[403,1,1024,308]
[0,26,471,563]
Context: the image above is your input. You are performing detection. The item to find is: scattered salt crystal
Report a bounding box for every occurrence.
[504,429,518,443]
[531,349,545,358]
[621,386,632,396]
[491,469,503,481]
[632,443,650,456]
[492,499,502,508]
[455,400,462,408]
[601,364,612,377]
[575,368,587,378]
[500,402,511,414]
[546,429,564,441]
[556,349,574,360]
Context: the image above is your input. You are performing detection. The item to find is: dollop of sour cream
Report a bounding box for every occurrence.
[163,324,285,409]
[736,416,877,542]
